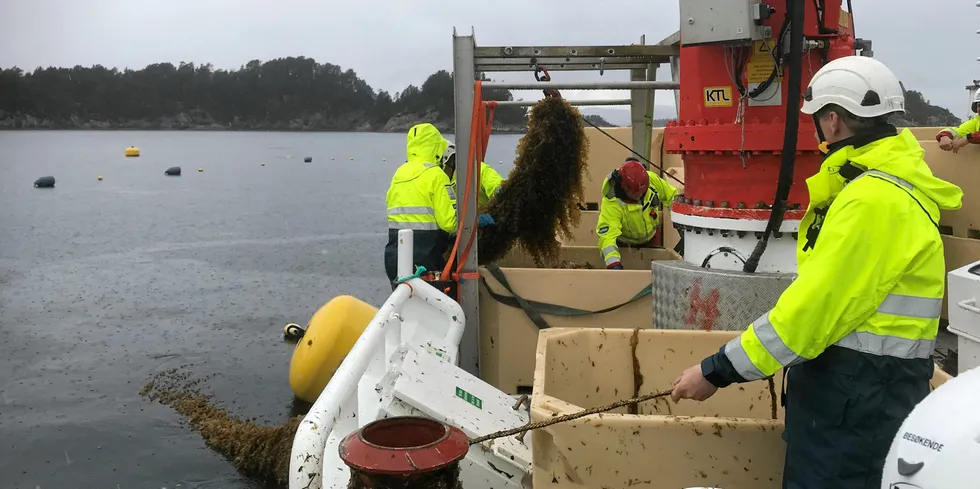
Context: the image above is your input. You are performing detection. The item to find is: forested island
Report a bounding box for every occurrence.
[0,56,961,132]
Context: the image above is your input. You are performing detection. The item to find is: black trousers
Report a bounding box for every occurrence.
[781,346,932,489]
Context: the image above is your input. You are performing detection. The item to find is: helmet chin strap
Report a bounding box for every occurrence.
[813,114,829,154]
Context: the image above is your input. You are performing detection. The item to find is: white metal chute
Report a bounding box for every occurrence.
[288,229,530,489]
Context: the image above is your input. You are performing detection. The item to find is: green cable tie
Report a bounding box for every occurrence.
[394,265,427,285]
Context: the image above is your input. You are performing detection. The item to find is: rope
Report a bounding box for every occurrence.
[441,81,485,279]
[468,389,673,445]
[580,116,685,187]
[455,100,497,277]
[468,377,780,446]
[393,265,427,285]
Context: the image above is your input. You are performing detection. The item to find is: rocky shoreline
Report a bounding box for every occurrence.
[0,111,529,134]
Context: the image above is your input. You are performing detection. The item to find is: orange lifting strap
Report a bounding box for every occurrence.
[440,81,497,284]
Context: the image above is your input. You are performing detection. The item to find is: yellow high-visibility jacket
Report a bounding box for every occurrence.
[936,116,980,143]
[595,170,678,267]
[386,124,456,233]
[717,129,962,382]
[450,162,505,208]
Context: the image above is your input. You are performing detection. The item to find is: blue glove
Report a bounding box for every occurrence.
[609,265,623,270]
[477,214,495,227]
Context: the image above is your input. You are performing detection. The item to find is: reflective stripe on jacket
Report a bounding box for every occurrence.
[596,170,678,266]
[724,128,963,380]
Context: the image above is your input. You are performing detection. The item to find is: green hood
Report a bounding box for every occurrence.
[810,128,963,220]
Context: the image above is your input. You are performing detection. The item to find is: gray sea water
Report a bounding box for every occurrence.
[0,130,521,489]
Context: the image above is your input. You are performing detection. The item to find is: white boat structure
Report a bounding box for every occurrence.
[287,1,980,487]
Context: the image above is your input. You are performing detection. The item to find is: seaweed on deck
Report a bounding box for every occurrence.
[477,97,589,266]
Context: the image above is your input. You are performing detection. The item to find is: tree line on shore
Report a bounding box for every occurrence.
[0,56,532,131]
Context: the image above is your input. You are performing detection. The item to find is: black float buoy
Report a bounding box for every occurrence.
[164,166,181,176]
[34,176,55,188]
[304,156,313,163]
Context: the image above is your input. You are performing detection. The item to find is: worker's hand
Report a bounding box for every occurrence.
[952,137,971,154]
[477,214,495,228]
[938,136,954,151]
[671,363,718,403]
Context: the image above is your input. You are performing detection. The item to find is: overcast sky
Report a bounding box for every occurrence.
[1,0,976,120]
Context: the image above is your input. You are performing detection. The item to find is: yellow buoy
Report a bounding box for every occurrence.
[124,146,140,157]
[331,157,335,160]
[288,295,377,403]
[349,157,354,160]
[97,175,103,181]
[261,162,266,166]
[198,168,203,172]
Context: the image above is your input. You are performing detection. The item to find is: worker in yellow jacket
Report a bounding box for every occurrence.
[671,56,963,489]
[595,157,678,269]
[936,90,980,153]
[441,142,505,208]
[384,125,495,285]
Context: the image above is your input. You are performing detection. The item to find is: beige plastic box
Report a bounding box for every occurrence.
[530,328,952,489]
[478,247,680,394]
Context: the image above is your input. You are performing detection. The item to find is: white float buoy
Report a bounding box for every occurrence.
[97,175,103,181]
[198,168,203,172]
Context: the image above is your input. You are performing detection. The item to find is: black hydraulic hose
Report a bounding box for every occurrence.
[742,0,805,274]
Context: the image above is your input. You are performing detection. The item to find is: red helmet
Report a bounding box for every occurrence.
[617,159,649,201]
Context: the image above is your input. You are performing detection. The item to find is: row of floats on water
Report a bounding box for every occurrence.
[33,147,196,187]
[33,166,197,188]
[33,146,371,188]
[125,145,363,163]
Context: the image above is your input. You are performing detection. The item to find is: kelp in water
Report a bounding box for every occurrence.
[478,97,589,265]
[140,368,300,487]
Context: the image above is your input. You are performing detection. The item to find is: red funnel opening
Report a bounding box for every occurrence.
[360,417,449,449]
[340,416,469,475]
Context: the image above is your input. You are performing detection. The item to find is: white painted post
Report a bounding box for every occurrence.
[396,228,414,278]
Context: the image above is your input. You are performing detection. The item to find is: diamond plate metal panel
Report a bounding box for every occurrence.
[652,260,797,331]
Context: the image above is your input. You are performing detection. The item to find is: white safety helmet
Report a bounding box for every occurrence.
[800,56,905,118]
[880,366,980,489]
[441,142,456,167]
[971,90,980,113]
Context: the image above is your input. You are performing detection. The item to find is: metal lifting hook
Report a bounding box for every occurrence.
[533,65,561,99]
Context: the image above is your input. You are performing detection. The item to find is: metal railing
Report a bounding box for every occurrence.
[450,29,682,379]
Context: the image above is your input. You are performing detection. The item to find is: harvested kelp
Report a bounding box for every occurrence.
[478,97,589,265]
[140,368,300,487]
